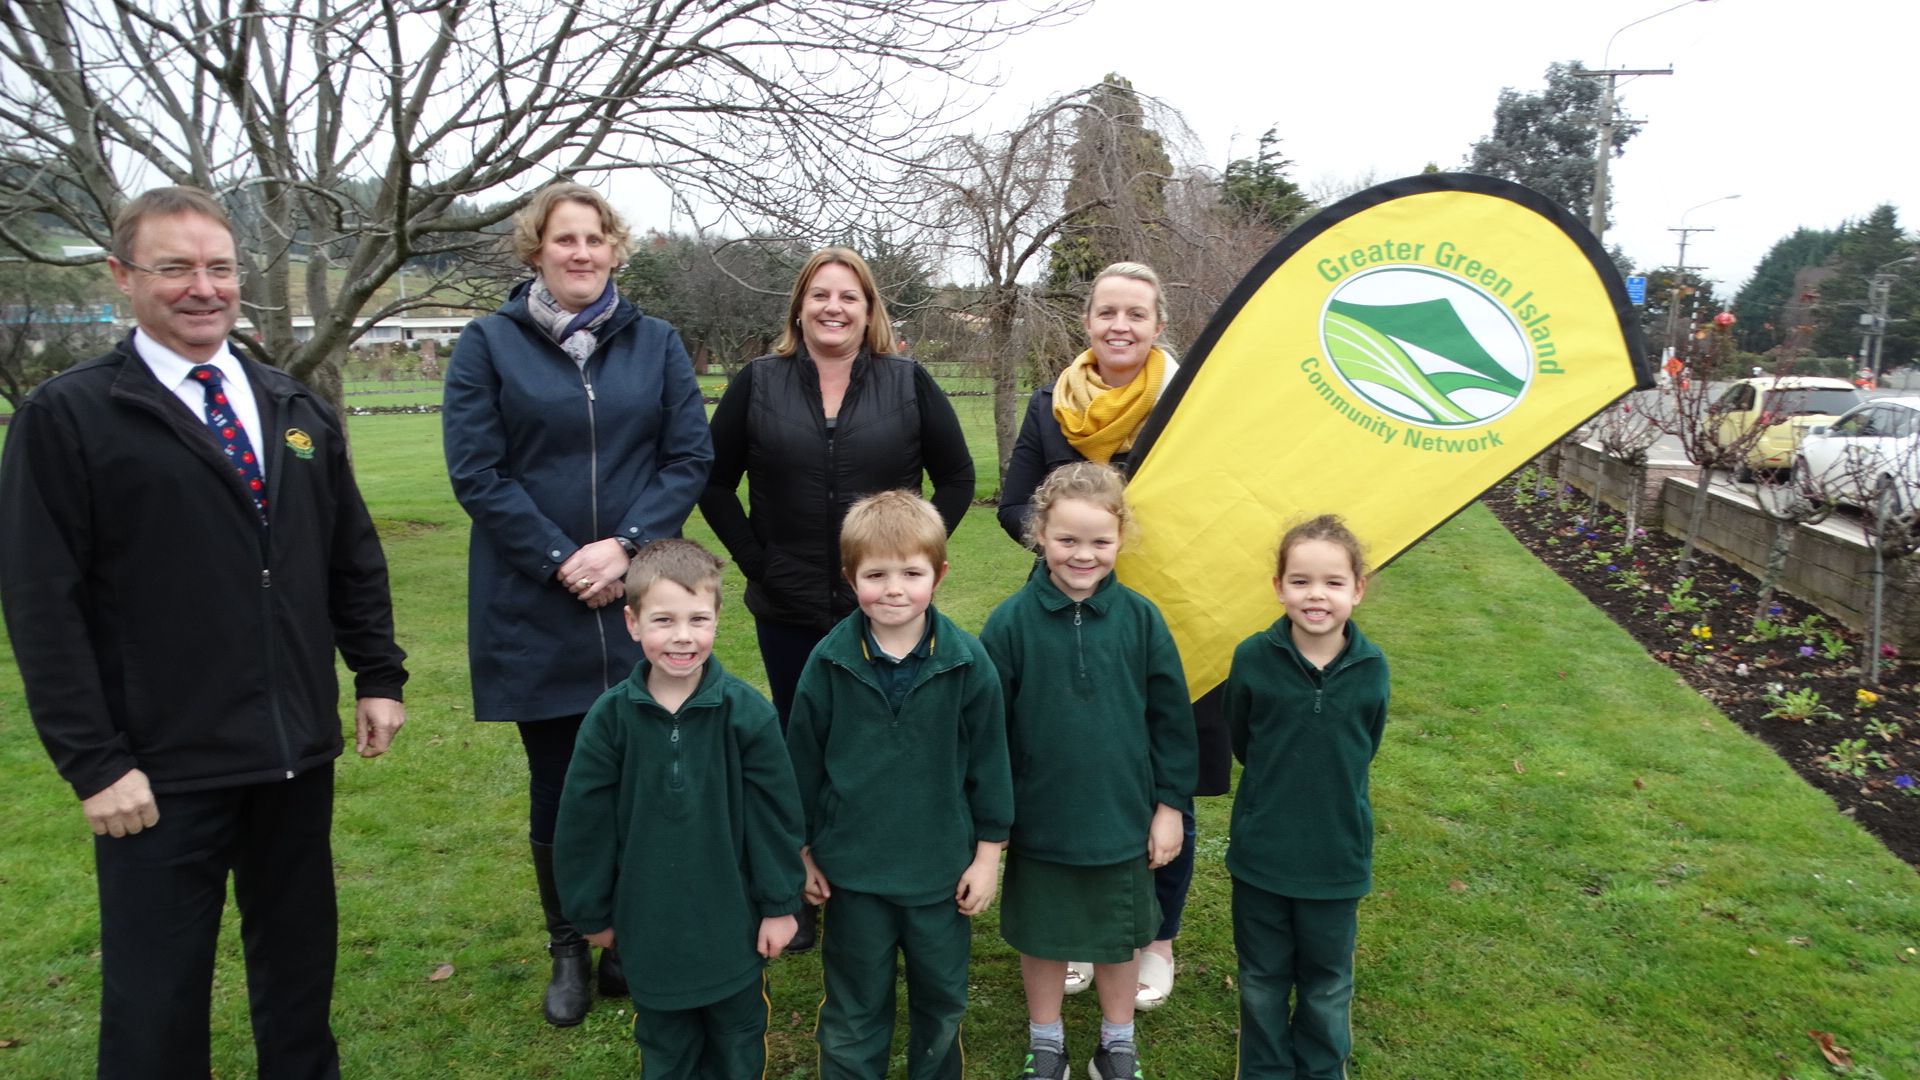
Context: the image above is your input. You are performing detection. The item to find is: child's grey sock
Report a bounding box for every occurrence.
[1030,1020,1065,1049]
[1099,1019,1135,1048]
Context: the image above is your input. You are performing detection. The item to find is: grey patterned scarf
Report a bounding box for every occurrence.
[527,276,617,366]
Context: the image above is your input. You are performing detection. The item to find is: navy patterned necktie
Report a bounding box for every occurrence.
[188,364,268,524]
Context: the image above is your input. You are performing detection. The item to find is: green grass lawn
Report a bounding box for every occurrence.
[2,415,1919,1078]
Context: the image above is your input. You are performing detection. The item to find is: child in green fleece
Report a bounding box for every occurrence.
[786,490,1013,1080]
[554,538,806,1080]
[1225,515,1390,1080]
[981,462,1197,1080]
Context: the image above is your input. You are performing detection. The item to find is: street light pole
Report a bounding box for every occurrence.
[1864,256,1917,379]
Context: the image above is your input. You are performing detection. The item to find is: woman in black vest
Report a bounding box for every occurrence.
[701,243,974,723]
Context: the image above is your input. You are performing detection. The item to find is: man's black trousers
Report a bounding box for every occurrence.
[94,762,340,1080]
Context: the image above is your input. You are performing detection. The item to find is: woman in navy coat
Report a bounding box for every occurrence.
[443,182,713,1027]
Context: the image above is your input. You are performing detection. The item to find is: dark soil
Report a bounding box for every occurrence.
[1483,475,1920,869]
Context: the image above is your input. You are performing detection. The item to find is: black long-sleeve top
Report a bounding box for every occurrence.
[700,350,974,631]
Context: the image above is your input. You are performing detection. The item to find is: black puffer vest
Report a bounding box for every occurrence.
[743,349,923,630]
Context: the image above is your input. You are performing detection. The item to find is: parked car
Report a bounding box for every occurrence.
[1711,376,1867,477]
[1793,397,1920,515]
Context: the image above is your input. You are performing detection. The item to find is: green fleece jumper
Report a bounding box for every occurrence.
[1225,616,1390,899]
[980,564,1197,866]
[554,656,806,1011]
[787,606,1013,906]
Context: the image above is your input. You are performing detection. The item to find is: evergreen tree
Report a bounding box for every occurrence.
[1046,73,1172,289]
[1465,61,1633,226]
[1218,128,1311,233]
[1729,227,1843,353]
[1810,206,1918,364]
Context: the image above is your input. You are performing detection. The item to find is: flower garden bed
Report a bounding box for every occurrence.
[1484,470,1920,868]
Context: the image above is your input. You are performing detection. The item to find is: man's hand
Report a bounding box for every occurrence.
[556,539,631,609]
[1147,802,1184,869]
[584,928,616,950]
[82,769,158,837]
[955,841,1003,916]
[758,914,798,959]
[355,697,406,757]
[801,846,832,906]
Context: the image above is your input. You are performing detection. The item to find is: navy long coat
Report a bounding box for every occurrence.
[444,283,713,721]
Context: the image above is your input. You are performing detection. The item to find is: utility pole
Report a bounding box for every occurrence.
[1573,67,1671,240]
[1664,225,1711,362]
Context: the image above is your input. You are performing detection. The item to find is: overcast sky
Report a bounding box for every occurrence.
[617,0,1916,301]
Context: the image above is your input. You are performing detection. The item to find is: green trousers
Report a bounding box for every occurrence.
[817,888,971,1080]
[1232,877,1360,1080]
[633,972,769,1080]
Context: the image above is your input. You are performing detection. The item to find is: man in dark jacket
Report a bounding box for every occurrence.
[0,186,409,1080]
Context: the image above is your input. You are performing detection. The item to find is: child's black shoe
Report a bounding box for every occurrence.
[1088,1040,1142,1080]
[1019,1043,1069,1080]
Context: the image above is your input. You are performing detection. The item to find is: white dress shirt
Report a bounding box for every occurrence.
[133,330,267,481]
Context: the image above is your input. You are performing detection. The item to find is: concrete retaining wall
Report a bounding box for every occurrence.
[1544,437,1920,648]
[1654,477,1920,651]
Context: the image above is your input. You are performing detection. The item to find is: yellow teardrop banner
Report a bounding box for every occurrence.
[1118,173,1653,698]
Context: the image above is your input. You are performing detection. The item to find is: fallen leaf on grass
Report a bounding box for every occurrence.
[1897,952,1908,963]
[0,1039,21,1048]
[428,963,455,982]
[427,735,442,746]
[790,1012,802,1027]
[46,975,63,988]
[1633,778,1646,790]
[1194,962,1207,975]
[1513,760,1525,774]
[1556,671,1568,679]
[1449,880,1468,892]
[1787,937,1811,947]
[1806,1030,1851,1068]
[1748,948,1759,956]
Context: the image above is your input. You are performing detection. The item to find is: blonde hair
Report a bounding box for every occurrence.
[1085,261,1168,326]
[625,538,726,612]
[509,182,635,267]
[773,247,898,357]
[840,490,947,571]
[1025,462,1135,550]
[1276,514,1369,579]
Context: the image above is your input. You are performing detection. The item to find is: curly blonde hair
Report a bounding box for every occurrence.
[508,182,634,267]
[1025,461,1135,551]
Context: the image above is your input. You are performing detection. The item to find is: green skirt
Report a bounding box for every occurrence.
[999,851,1160,963]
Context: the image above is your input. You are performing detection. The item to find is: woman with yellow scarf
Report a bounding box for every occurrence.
[996,261,1230,1015]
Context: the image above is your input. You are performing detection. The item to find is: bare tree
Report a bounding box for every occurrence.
[1734,457,1839,635]
[1656,330,1768,573]
[1823,415,1920,687]
[911,80,1286,488]
[0,0,1081,415]
[1587,396,1661,551]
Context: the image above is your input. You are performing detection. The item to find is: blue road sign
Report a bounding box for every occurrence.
[1626,275,1647,306]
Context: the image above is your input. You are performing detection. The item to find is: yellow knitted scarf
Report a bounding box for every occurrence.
[1051,347,1167,464]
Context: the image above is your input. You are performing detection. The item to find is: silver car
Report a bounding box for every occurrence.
[1794,396,1920,515]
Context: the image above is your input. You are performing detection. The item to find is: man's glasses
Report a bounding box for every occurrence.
[120,259,247,285]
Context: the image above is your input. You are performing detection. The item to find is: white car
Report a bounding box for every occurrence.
[1794,396,1920,515]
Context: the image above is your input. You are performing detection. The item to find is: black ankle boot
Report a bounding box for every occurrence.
[786,902,819,953]
[531,840,592,1027]
[598,947,628,998]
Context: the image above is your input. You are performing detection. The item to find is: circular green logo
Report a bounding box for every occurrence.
[1318,266,1533,429]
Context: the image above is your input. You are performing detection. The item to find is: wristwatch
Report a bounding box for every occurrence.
[614,537,639,558]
